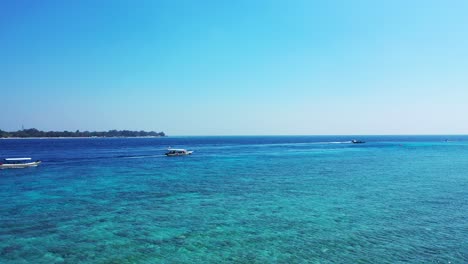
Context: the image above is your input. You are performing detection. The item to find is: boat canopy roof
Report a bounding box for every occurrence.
[167,148,187,151]
[5,158,32,161]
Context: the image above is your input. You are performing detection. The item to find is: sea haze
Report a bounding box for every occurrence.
[1,136,467,263]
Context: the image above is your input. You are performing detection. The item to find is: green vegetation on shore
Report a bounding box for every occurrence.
[0,128,166,138]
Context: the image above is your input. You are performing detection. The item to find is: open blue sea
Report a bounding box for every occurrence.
[1,136,467,263]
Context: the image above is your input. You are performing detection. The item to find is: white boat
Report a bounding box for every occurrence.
[0,158,42,169]
[165,148,193,156]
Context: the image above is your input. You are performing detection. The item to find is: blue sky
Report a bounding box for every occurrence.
[1,0,467,135]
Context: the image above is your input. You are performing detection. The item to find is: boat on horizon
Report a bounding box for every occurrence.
[0,158,42,169]
[165,148,193,156]
[351,139,366,144]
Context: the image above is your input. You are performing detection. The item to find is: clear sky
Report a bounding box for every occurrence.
[1,0,467,135]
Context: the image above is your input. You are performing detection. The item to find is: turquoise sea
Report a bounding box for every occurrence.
[1,136,467,263]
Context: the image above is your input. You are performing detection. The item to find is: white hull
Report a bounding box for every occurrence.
[0,161,41,169]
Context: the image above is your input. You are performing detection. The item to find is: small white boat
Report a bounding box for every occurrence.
[0,158,42,169]
[165,148,193,156]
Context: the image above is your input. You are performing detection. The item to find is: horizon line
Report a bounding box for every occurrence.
[168,134,468,137]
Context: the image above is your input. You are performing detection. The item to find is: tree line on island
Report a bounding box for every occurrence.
[0,128,166,138]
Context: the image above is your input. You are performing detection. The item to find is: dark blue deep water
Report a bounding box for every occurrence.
[1,136,467,263]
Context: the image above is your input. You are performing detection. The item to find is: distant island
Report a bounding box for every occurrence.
[0,128,166,138]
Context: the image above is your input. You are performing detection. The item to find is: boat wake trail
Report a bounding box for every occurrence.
[120,154,165,159]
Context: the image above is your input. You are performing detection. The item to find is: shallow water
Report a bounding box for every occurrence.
[1,136,467,263]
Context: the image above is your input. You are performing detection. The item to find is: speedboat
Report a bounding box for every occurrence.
[0,158,42,169]
[352,139,365,144]
[165,148,193,156]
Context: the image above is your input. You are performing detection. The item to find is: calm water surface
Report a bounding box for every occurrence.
[1,136,467,263]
